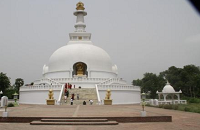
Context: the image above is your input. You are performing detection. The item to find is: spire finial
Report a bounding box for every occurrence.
[166,80,170,85]
[76,2,85,10]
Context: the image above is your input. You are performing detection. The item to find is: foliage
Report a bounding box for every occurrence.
[181,97,200,103]
[132,64,200,98]
[148,103,200,114]
[158,104,164,108]
[172,105,179,110]
[163,104,173,109]
[4,88,16,99]
[14,78,24,93]
[132,73,165,98]
[7,103,14,107]
[0,72,11,94]
[161,65,200,98]
[184,107,190,112]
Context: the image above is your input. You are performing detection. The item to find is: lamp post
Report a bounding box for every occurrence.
[13,92,19,105]
[141,92,146,111]
[141,92,146,117]
[0,91,3,100]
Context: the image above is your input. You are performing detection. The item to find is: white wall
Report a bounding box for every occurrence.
[99,90,141,104]
[44,71,70,78]
[19,90,60,104]
[90,71,117,78]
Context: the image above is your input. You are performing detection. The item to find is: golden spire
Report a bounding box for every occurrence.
[76,2,85,10]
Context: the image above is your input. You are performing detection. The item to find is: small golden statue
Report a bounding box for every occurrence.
[48,89,54,99]
[46,89,55,105]
[104,89,112,105]
[76,63,84,75]
[76,2,85,10]
[105,89,111,100]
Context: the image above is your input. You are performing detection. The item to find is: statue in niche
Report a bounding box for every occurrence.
[76,63,84,75]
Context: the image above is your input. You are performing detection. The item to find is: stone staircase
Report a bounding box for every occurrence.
[30,118,118,125]
[62,88,98,105]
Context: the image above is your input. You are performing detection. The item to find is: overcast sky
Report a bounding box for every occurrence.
[0,0,200,85]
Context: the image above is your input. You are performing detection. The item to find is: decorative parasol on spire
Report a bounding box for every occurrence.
[76,2,85,10]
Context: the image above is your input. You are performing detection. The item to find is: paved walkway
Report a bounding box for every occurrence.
[1,104,200,130]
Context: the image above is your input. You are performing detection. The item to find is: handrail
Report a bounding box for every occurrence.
[57,84,65,105]
[95,84,101,105]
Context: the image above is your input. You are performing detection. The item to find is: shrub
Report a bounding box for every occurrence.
[188,98,200,103]
[7,103,14,107]
[195,109,200,113]
[172,105,179,110]
[184,107,190,112]
[163,104,173,109]
[146,104,151,107]
[158,104,164,108]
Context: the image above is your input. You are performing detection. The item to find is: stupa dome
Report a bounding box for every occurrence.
[162,82,175,93]
[42,2,118,78]
[48,41,113,73]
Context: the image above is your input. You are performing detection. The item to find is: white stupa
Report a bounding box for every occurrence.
[19,2,141,105]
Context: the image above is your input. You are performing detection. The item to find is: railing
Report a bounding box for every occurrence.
[33,78,60,85]
[33,78,127,85]
[98,78,127,85]
[97,84,140,91]
[57,84,65,105]
[51,78,108,83]
[95,84,101,104]
[33,79,41,84]
[20,84,63,90]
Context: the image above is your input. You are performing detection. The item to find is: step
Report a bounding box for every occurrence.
[63,88,98,105]
[30,121,118,125]
[41,119,108,122]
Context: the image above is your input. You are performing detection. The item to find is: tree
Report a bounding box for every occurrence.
[182,65,200,98]
[0,72,11,94]
[134,64,200,98]
[14,78,24,93]
[141,73,165,98]
[132,79,143,86]
[132,73,165,99]
[160,65,200,98]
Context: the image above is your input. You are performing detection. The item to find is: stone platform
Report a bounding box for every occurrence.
[0,104,200,130]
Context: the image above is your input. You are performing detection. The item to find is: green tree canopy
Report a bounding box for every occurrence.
[133,73,165,98]
[0,72,11,94]
[14,78,24,93]
[132,64,200,98]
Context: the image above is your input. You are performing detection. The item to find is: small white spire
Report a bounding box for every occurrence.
[166,80,170,85]
[69,2,91,42]
[73,2,87,32]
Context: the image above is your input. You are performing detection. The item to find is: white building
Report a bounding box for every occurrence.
[19,2,141,105]
[156,81,187,104]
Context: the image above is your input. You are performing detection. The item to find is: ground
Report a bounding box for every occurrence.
[0,104,200,130]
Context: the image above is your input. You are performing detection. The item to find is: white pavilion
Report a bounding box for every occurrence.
[156,81,187,104]
[19,2,141,105]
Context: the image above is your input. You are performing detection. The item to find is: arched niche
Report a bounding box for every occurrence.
[72,62,88,77]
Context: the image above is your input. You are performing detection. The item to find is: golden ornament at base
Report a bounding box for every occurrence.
[46,99,55,105]
[104,99,112,105]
